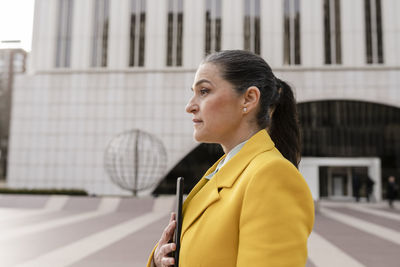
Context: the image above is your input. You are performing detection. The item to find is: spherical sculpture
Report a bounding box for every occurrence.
[104,129,167,195]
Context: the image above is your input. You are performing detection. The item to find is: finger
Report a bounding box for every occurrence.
[161,256,175,266]
[158,243,176,259]
[169,212,176,222]
[161,242,176,255]
[159,220,176,245]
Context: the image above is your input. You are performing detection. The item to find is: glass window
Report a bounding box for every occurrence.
[129,0,146,67]
[324,0,341,64]
[283,0,301,65]
[205,0,222,55]
[55,0,74,68]
[166,0,183,66]
[244,0,260,55]
[91,0,109,67]
[364,0,383,64]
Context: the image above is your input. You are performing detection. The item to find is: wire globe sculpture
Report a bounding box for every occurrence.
[104,129,167,195]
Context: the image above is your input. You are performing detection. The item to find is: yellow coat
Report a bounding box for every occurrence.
[147,130,314,267]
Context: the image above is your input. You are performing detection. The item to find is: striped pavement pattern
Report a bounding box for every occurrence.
[0,195,399,267]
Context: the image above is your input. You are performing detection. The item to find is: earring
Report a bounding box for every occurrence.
[243,107,247,112]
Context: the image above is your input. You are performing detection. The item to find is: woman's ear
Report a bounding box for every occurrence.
[242,86,260,112]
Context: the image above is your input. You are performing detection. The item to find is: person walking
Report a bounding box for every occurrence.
[387,176,397,208]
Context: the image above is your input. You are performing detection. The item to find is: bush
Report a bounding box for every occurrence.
[0,187,88,196]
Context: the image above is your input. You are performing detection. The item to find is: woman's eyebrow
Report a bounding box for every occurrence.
[191,79,213,91]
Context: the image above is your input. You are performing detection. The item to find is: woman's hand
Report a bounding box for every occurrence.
[153,213,177,267]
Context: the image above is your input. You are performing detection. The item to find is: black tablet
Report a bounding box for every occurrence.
[173,177,184,266]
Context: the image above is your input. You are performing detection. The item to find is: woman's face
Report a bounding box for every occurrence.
[186,63,244,144]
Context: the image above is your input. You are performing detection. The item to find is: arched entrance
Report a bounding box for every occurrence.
[298,100,400,200]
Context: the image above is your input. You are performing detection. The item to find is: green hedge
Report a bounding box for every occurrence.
[0,188,88,196]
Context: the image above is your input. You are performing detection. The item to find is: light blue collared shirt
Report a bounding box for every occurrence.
[205,140,247,179]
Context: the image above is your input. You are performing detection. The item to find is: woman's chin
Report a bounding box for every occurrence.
[193,131,207,143]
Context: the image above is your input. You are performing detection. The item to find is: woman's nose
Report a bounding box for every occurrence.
[185,97,198,113]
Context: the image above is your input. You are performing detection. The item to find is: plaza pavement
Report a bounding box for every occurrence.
[0,194,399,267]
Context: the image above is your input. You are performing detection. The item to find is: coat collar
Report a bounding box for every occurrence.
[181,129,275,238]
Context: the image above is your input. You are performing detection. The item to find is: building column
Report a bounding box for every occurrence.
[341,0,365,66]
[261,0,283,67]
[382,0,399,66]
[30,0,58,71]
[108,0,130,68]
[221,0,243,50]
[145,0,167,69]
[183,0,204,68]
[301,0,324,67]
[71,0,94,68]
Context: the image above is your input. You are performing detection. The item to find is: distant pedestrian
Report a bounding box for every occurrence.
[352,173,361,202]
[366,175,375,202]
[387,176,397,208]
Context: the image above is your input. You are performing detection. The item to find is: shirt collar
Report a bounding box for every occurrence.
[205,140,248,179]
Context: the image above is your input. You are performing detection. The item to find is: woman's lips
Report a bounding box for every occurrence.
[192,119,203,124]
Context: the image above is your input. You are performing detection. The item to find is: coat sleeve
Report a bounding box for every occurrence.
[236,159,314,267]
[146,243,158,267]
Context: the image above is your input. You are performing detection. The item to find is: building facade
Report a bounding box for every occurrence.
[7,0,400,198]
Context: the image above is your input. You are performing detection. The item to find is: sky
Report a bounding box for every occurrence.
[0,0,35,51]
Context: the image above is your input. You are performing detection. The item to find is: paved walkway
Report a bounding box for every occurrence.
[0,195,399,267]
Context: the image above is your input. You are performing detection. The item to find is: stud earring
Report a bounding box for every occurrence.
[243,107,247,112]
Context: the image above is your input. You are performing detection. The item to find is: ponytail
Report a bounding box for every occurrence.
[269,79,301,168]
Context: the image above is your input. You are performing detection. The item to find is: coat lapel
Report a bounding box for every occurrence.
[180,130,275,239]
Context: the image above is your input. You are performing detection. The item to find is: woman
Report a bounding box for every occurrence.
[147,50,314,267]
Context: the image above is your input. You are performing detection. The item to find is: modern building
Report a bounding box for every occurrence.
[0,48,27,183]
[7,0,400,199]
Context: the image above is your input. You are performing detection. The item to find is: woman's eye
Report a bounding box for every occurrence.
[200,88,209,96]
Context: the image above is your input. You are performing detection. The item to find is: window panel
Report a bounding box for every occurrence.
[129,0,146,67]
[92,0,109,67]
[55,0,74,68]
[166,0,183,66]
[324,0,341,64]
[364,0,383,64]
[205,0,222,55]
[283,0,301,65]
[243,0,260,55]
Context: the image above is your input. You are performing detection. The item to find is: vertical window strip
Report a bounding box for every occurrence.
[215,0,221,52]
[176,0,183,66]
[129,0,137,66]
[370,0,378,63]
[283,0,291,64]
[334,0,341,64]
[283,0,301,65]
[205,0,222,55]
[375,0,383,63]
[167,0,174,66]
[56,0,73,68]
[243,0,260,55]
[324,0,341,64]
[365,0,372,63]
[323,0,331,64]
[101,0,109,67]
[129,0,146,67]
[205,0,212,55]
[329,0,336,63]
[294,0,301,64]
[254,0,260,55]
[139,0,146,66]
[92,0,109,67]
[365,0,383,64]
[166,0,183,66]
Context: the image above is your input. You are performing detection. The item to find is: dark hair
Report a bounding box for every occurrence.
[203,50,301,168]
